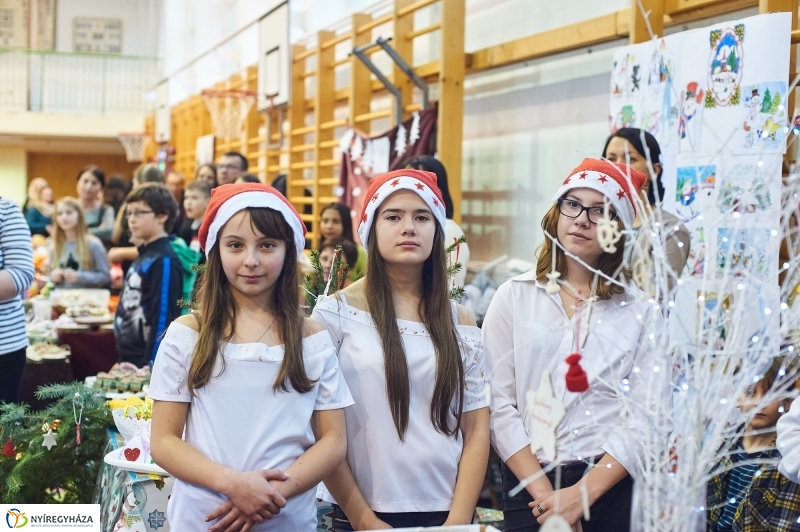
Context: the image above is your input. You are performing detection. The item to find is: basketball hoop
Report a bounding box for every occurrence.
[202,89,257,142]
[262,94,284,150]
[118,132,150,163]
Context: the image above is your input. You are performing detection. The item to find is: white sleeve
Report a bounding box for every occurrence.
[482,282,530,462]
[778,399,800,483]
[313,344,354,411]
[601,303,671,481]
[148,323,194,402]
[309,296,343,348]
[458,325,488,413]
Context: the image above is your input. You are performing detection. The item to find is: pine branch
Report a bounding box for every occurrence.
[444,234,468,255]
[449,286,466,301]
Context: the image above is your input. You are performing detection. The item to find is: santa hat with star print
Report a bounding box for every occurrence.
[552,158,646,229]
[358,168,447,250]
[198,183,307,258]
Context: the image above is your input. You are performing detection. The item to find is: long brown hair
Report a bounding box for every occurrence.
[366,221,465,440]
[187,208,313,395]
[52,197,95,271]
[535,204,629,300]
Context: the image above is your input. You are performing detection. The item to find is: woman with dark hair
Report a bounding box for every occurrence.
[405,156,469,287]
[76,165,115,245]
[104,175,130,216]
[312,169,489,530]
[601,128,690,288]
[319,202,367,282]
[195,163,218,188]
[484,159,667,531]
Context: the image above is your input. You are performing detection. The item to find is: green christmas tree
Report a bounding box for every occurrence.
[1,384,111,504]
[727,49,737,72]
[761,88,773,113]
[770,92,782,115]
[303,247,350,313]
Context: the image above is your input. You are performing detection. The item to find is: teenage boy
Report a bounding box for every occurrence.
[114,184,183,368]
[707,357,798,531]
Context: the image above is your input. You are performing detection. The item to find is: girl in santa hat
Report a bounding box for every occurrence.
[311,168,490,530]
[149,183,353,532]
[483,159,668,531]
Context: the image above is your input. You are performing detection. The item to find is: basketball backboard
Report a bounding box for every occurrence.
[257,2,289,111]
[155,81,171,142]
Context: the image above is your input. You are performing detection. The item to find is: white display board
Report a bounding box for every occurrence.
[73,17,122,53]
[257,2,290,111]
[609,12,790,350]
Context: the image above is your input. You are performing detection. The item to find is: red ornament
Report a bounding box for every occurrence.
[565,353,589,392]
[76,423,81,446]
[2,438,14,457]
[124,448,141,461]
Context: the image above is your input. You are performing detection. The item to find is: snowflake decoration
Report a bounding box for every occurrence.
[148,509,166,530]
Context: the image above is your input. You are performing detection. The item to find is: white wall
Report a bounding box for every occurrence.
[55,0,160,56]
[0,146,27,206]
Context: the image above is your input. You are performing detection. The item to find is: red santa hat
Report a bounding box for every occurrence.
[551,158,646,229]
[358,169,447,250]
[198,183,307,257]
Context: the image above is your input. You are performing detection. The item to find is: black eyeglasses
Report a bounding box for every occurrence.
[557,198,617,224]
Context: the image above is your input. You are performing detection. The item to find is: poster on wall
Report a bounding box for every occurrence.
[0,0,29,47]
[73,17,123,54]
[609,12,790,348]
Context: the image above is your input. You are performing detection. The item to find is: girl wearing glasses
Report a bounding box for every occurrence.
[483,158,667,531]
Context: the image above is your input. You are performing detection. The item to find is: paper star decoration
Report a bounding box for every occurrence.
[148,509,166,529]
[526,371,566,462]
[42,429,57,451]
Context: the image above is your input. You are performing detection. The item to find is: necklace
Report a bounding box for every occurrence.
[235,315,277,344]
[560,287,588,308]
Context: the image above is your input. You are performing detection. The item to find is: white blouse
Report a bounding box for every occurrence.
[311,295,488,512]
[482,270,667,480]
[149,322,353,532]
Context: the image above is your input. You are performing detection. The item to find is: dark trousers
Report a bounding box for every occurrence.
[331,504,449,531]
[0,348,26,404]
[501,459,633,532]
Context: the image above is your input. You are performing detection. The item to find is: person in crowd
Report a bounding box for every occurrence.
[49,197,110,288]
[150,183,351,531]
[319,202,367,283]
[312,169,490,530]
[105,175,130,216]
[76,165,116,245]
[0,199,34,404]
[166,170,185,205]
[24,178,54,237]
[217,152,248,185]
[235,174,261,184]
[195,163,218,188]
[405,156,470,287]
[602,128,690,289]
[318,237,358,284]
[484,159,665,531]
[135,163,165,186]
[177,180,212,257]
[23,177,49,214]
[114,184,183,368]
[707,357,798,531]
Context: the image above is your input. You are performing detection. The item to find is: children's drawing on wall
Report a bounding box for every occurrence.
[705,24,744,108]
[611,52,640,100]
[696,291,735,352]
[676,164,716,217]
[644,40,678,149]
[741,82,787,150]
[717,163,772,214]
[684,226,706,276]
[679,82,705,153]
[716,227,772,280]
[611,104,637,133]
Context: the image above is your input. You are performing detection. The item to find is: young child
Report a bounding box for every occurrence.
[49,197,110,288]
[312,169,490,529]
[149,183,352,532]
[708,357,798,531]
[114,184,184,368]
[177,180,211,258]
[318,238,358,284]
[318,202,367,282]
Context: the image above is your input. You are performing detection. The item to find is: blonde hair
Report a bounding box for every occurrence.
[53,197,95,271]
[26,177,49,212]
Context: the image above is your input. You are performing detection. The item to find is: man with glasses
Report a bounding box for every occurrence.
[217,152,248,185]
